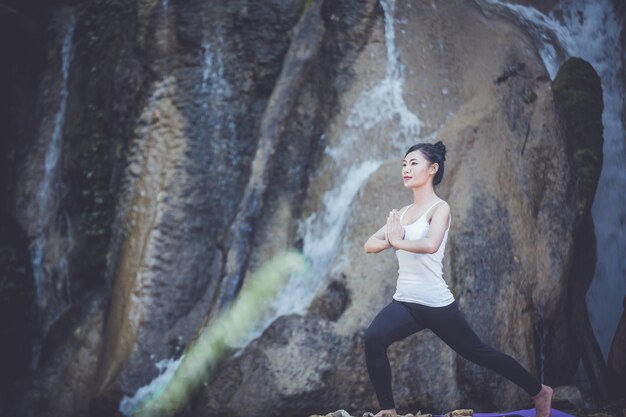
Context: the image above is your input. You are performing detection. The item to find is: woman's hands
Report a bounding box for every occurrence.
[386,209,404,247]
[364,208,405,253]
[370,203,449,254]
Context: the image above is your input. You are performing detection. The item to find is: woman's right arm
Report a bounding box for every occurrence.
[364,223,390,253]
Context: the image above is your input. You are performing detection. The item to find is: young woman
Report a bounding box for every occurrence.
[362,142,553,417]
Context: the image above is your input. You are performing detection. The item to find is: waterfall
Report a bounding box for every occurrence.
[327,0,420,164]
[201,25,237,155]
[232,0,423,344]
[483,0,625,359]
[160,0,170,60]
[162,0,169,26]
[290,0,420,313]
[119,356,183,416]
[30,12,76,322]
[25,11,76,369]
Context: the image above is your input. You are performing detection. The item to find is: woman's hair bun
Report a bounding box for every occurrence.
[433,140,446,160]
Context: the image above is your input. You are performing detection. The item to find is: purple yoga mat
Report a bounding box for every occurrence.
[434,409,573,417]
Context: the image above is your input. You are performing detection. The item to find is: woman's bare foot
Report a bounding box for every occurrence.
[373,409,397,417]
[532,384,553,417]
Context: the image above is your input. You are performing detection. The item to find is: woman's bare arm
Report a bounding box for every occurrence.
[364,223,390,253]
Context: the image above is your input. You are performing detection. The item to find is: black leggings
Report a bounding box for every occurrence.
[364,299,542,410]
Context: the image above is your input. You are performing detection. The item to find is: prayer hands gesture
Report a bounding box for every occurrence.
[386,209,404,247]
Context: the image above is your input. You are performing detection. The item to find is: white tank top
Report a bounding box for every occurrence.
[392,200,455,307]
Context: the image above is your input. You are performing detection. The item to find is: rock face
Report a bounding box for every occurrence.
[552,385,584,410]
[0,2,63,413]
[92,0,317,397]
[194,2,593,416]
[607,296,626,401]
[92,0,380,402]
[4,0,377,414]
[11,293,105,417]
[1,1,609,417]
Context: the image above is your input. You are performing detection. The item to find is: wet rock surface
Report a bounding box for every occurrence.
[190,2,587,415]
[0,0,616,416]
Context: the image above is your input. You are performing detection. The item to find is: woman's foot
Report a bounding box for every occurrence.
[532,384,553,417]
[373,409,397,417]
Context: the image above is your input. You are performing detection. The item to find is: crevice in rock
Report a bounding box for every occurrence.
[209,0,327,317]
[308,277,351,322]
[551,57,608,404]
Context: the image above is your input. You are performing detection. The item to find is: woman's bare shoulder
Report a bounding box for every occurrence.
[431,199,451,218]
[436,199,451,211]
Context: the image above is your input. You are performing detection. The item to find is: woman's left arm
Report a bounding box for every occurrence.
[387,203,451,254]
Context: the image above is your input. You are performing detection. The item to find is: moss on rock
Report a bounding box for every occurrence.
[552,57,604,220]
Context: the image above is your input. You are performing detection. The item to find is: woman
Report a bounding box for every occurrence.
[362,141,553,417]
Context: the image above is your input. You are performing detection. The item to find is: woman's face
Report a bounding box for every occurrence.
[402,150,437,188]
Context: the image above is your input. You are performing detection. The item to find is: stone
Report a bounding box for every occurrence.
[308,278,351,322]
[552,385,585,409]
[444,410,473,417]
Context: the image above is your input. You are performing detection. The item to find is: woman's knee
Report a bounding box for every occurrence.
[364,325,385,353]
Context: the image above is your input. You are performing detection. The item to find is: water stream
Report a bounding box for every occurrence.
[31,13,75,307]
[160,0,170,70]
[251,0,423,338]
[200,24,237,157]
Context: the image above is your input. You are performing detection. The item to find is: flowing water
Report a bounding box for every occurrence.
[160,0,170,68]
[201,24,237,157]
[483,0,625,361]
[119,356,183,416]
[27,13,76,369]
[249,0,423,339]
